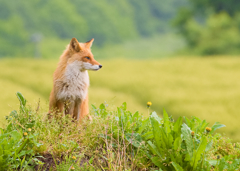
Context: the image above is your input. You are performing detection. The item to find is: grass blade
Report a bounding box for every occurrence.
[172,162,184,171]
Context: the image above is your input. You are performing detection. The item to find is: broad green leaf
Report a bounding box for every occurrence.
[99,103,106,110]
[9,110,18,118]
[125,133,142,148]
[172,162,184,171]
[229,159,240,170]
[218,158,227,171]
[184,153,190,161]
[133,111,140,121]
[147,141,162,158]
[210,122,226,134]
[181,123,193,157]
[167,133,174,148]
[159,127,168,149]
[170,153,177,163]
[15,138,29,156]
[173,137,182,151]
[150,116,164,152]
[191,136,208,170]
[142,131,154,140]
[137,118,149,134]
[184,117,191,127]
[151,156,164,168]
[118,107,125,127]
[9,130,21,141]
[91,104,99,116]
[163,109,171,134]
[194,117,202,124]
[205,140,213,152]
[121,102,127,111]
[150,111,162,124]
[173,117,183,138]
[208,160,217,166]
[173,117,182,133]
[199,120,209,133]
[16,92,26,107]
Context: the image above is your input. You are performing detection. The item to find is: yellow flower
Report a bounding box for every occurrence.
[71,166,75,170]
[147,102,152,107]
[72,156,76,160]
[206,127,212,132]
[28,128,31,132]
[23,132,28,136]
[191,131,195,136]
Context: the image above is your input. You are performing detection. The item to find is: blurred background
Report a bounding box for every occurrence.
[0,0,240,141]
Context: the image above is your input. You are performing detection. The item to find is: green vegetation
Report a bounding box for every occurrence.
[0,0,187,57]
[174,0,240,55]
[1,57,240,142]
[1,92,240,170]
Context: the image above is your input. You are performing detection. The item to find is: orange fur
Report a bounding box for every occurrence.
[49,38,101,121]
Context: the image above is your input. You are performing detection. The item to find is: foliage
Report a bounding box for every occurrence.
[92,102,240,170]
[0,92,43,170]
[173,0,240,55]
[188,0,240,16]
[1,92,240,170]
[147,110,226,170]
[0,0,186,57]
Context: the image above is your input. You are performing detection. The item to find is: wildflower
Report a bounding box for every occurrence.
[147,102,152,108]
[191,131,195,137]
[23,132,28,136]
[206,127,212,133]
[28,128,31,132]
[72,156,76,160]
[70,166,75,170]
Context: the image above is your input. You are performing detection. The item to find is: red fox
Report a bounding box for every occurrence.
[49,38,102,121]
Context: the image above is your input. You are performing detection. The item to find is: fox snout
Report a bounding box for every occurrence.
[94,64,102,70]
[82,62,102,71]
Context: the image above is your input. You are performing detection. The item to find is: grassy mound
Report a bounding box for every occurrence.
[1,57,240,141]
[1,93,240,170]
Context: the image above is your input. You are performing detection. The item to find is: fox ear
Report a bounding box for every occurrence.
[85,38,94,49]
[70,38,81,52]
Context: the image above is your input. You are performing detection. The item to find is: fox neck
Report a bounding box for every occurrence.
[65,61,89,87]
[55,60,89,101]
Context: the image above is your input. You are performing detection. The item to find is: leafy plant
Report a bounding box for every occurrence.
[145,109,238,171]
[1,93,240,170]
[0,92,43,170]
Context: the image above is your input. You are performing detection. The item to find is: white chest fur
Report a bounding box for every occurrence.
[55,61,89,101]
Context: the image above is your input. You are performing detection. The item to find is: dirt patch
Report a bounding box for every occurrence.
[34,152,93,171]
[34,153,58,171]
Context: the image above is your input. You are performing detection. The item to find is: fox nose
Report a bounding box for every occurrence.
[99,65,102,68]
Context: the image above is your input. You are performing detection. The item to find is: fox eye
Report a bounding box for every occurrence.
[85,57,90,60]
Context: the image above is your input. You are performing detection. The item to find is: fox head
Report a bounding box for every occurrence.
[67,38,102,71]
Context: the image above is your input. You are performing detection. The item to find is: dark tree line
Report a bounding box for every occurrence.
[174,0,240,55]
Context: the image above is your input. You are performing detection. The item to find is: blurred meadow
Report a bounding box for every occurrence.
[1,0,240,142]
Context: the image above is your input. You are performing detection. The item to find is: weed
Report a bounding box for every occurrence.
[1,93,240,170]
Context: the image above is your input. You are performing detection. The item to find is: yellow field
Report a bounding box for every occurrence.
[0,57,240,141]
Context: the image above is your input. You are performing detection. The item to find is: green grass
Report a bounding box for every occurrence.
[1,94,240,170]
[0,56,240,142]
